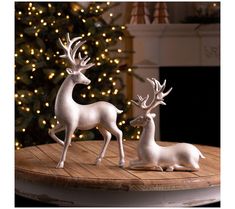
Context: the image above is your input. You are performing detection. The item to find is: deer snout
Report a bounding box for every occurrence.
[85,79,91,85]
[130,119,137,127]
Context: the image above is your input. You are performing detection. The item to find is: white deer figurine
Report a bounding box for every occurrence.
[49,33,125,168]
[129,78,205,171]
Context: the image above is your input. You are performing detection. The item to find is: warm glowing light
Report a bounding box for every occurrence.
[112,27,115,30]
[102,33,106,37]
[103,73,107,77]
[22,128,26,132]
[55,29,59,33]
[30,49,34,55]
[48,3,52,8]
[48,73,55,79]
[45,102,49,107]
[109,13,113,17]
[36,110,40,114]
[57,12,61,16]
[127,101,131,105]
[128,68,132,72]
[34,89,38,93]
[82,19,86,23]
[91,94,95,98]
[20,34,23,38]
[95,41,99,45]
[87,85,91,90]
[87,32,91,36]
[98,78,102,82]
[117,49,122,53]
[42,120,46,125]
[16,76,21,80]
[118,36,122,40]
[121,26,126,30]
[114,59,119,64]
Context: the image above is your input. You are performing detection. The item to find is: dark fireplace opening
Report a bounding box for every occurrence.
[160,66,220,147]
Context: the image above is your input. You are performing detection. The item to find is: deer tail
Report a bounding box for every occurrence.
[199,150,205,159]
[116,108,123,114]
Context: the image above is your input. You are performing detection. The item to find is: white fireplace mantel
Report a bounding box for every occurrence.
[126,24,220,140]
[127,24,220,67]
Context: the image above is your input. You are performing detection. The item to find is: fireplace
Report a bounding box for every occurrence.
[127,23,220,146]
[160,66,220,147]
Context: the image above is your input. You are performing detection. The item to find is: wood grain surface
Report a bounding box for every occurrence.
[15,141,220,191]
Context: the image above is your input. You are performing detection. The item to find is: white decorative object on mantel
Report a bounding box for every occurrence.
[129,2,150,24]
[152,2,170,24]
[129,78,205,171]
[49,33,125,169]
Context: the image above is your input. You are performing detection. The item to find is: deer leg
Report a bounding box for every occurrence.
[48,123,65,146]
[129,160,163,171]
[95,126,112,165]
[106,123,125,168]
[56,126,75,169]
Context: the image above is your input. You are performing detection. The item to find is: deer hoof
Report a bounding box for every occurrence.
[95,158,102,166]
[119,160,125,168]
[166,166,174,172]
[56,161,64,169]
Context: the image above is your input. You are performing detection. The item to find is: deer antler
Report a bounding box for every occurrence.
[58,33,94,72]
[131,78,172,114]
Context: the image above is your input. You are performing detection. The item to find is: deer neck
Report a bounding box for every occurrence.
[140,116,157,146]
[55,76,76,107]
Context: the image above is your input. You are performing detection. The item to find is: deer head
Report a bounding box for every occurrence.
[58,33,95,85]
[130,78,172,127]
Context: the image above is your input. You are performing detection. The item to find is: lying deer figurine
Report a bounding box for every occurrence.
[129,78,205,171]
[49,33,125,168]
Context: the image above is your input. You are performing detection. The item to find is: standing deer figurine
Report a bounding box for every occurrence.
[129,78,205,171]
[49,33,125,168]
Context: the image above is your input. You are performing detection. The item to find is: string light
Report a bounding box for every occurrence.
[118,36,122,40]
[20,34,23,38]
[36,110,40,114]
[45,102,49,107]
[42,120,46,125]
[117,49,122,53]
[48,3,52,8]
[109,13,113,17]
[95,41,99,45]
[128,68,132,72]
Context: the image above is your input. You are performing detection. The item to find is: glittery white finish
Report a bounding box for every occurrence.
[49,33,125,168]
[129,78,205,171]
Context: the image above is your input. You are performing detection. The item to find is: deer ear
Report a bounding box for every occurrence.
[66,68,74,74]
[150,113,156,118]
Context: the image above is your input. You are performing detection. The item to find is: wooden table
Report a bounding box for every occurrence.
[15,140,220,207]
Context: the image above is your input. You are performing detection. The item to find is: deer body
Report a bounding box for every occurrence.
[129,78,205,171]
[49,33,125,169]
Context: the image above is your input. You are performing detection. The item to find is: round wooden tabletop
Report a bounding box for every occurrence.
[15,140,220,206]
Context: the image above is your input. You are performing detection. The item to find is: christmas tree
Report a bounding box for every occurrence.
[15,2,137,149]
